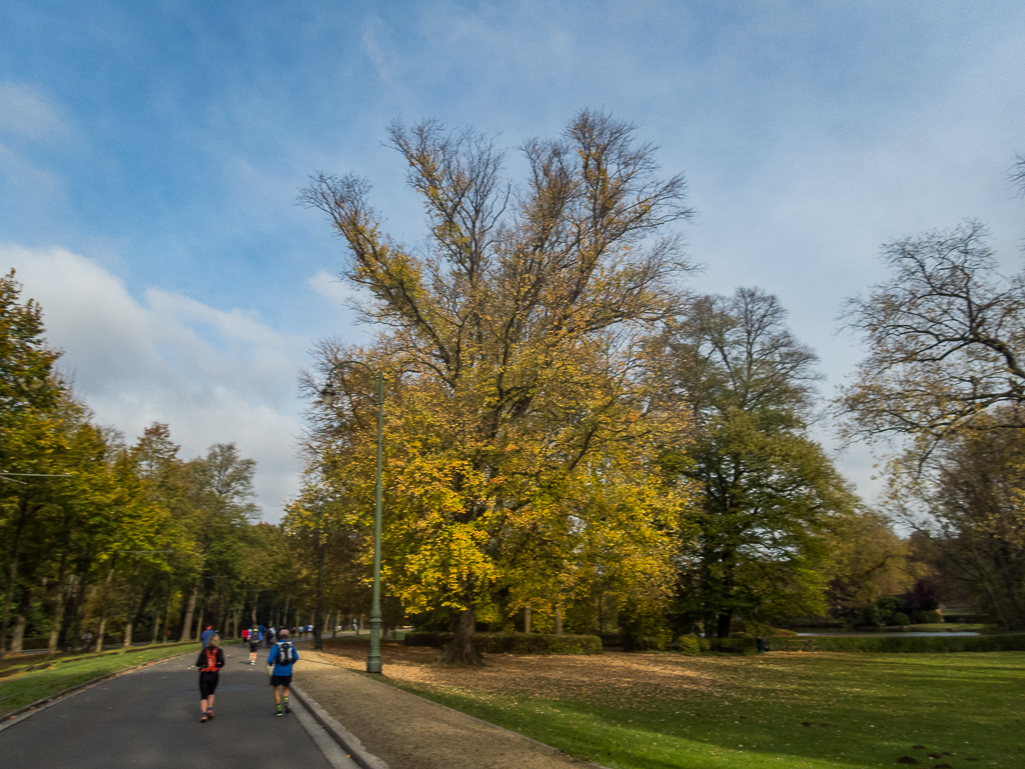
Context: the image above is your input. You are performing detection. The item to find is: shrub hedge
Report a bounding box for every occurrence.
[706,637,761,654]
[676,634,701,655]
[408,629,1025,656]
[403,631,451,648]
[404,631,602,655]
[623,630,673,651]
[478,632,602,655]
[735,620,799,638]
[766,632,1025,653]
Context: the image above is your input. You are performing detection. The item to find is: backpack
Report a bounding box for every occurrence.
[275,641,295,665]
[201,648,219,673]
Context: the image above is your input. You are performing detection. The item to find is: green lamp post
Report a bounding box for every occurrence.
[320,361,385,675]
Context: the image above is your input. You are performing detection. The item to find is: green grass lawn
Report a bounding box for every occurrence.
[397,652,1025,769]
[0,643,205,717]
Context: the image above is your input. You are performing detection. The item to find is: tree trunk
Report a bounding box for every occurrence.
[151,588,163,646]
[159,586,174,644]
[0,529,22,656]
[122,563,140,647]
[716,610,733,639]
[218,592,229,636]
[95,561,117,652]
[315,542,325,650]
[179,583,198,642]
[69,544,95,651]
[57,574,78,651]
[251,589,259,626]
[47,559,70,656]
[10,585,32,654]
[193,598,204,641]
[440,606,483,666]
[0,495,37,658]
[524,605,531,634]
[554,602,563,635]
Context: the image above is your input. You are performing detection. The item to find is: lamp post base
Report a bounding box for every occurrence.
[366,618,383,674]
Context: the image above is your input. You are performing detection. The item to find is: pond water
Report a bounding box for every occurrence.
[796,631,981,637]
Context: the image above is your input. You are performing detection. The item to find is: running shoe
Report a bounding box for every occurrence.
[200,714,208,723]
[207,711,214,720]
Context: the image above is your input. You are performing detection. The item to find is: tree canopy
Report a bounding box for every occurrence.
[300,111,697,662]
[839,221,1025,454]
[664,288,861,637]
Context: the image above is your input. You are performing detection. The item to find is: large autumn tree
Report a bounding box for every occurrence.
[300,111,695,663]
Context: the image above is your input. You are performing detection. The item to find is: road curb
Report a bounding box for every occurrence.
[290,683,391,769]
[0,646,199,733]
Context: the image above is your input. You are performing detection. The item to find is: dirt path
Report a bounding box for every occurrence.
[293,648,609,769]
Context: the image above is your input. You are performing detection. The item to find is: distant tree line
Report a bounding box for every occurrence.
[0,271,362,657]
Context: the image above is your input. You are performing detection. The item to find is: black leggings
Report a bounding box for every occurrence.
[199,671,219,699]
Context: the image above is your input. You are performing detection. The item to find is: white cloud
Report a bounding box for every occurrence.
[0,141,64,202]
[1,244,307,520]
[308,268,359,305]
[0,82,67,140]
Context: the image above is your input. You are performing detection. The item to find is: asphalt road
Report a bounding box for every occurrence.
[0,643,356,768]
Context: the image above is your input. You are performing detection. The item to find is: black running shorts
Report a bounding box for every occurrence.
[249,641,259,652]
[269,674,292,687]
[199,671,219,698]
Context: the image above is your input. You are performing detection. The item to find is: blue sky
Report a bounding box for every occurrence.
[2,1,1023,518]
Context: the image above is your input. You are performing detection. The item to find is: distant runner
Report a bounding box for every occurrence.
[196,634,225,723]
[267,628,298,717]
[200,625,215,647]
[248,626,261,665]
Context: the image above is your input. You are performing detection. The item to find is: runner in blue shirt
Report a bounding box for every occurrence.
[267,628,298,716]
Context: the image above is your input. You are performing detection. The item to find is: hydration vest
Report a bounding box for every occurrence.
[275,641,295,665]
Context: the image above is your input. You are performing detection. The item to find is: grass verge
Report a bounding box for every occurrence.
[389,651,1025,769]
[0,642,204,718]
